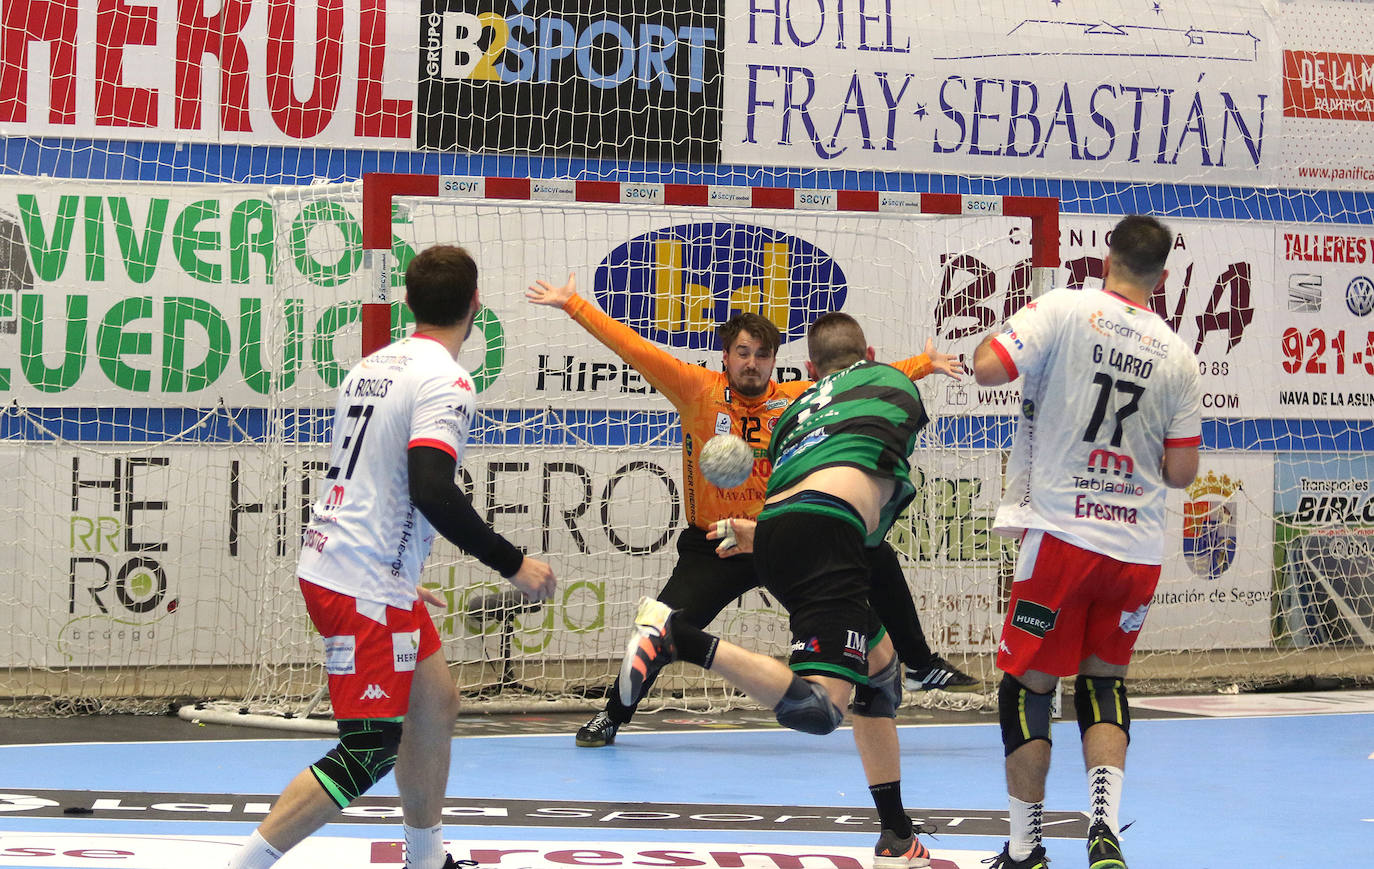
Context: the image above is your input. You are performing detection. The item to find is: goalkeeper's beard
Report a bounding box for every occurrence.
[729,372,768,398]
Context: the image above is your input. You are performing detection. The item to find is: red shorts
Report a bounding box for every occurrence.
[996,530,1160,678]
[299,579,443,719]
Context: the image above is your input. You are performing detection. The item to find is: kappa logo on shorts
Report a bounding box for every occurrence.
[1010,600,1059,638]
[360,684,390,701]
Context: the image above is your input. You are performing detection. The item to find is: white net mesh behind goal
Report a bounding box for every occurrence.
[3,175,1373,723]
[215,180,1055,717]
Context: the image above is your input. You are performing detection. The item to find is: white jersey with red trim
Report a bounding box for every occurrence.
[297,335,476,608]
[988,287,1202,564]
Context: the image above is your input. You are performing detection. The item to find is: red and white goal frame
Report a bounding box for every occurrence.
[358,172,1060,355]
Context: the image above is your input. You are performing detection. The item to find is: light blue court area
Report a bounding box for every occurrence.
[0,695,1369,868]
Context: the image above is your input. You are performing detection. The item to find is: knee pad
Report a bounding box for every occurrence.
[852,655,902,719]
[310,718,403,808]
[998,673,1054,757]
[1074,675,1130,742]
[774,676,845,735]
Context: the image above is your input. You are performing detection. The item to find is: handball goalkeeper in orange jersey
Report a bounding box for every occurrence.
[527,273,977,749]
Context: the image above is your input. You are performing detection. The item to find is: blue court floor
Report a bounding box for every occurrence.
[0,691,1370,868]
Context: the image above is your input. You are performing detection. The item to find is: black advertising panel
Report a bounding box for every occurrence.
[418,0,723,161]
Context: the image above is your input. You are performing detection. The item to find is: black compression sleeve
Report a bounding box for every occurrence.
[408,446,524,578]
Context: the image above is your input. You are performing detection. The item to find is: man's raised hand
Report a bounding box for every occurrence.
[926,337,966,380]
[526,273,577,308]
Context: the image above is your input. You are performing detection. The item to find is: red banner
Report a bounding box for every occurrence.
[1284,49,1374,122]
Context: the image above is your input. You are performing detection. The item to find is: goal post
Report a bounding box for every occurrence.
[176,174,1066,724]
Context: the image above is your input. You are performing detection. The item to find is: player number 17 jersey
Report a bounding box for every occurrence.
[988,287,1203,564]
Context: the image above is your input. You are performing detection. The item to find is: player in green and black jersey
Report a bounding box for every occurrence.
[617,312,937,869]
[761,353,928,546]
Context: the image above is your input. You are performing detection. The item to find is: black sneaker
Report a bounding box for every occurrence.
[575,710,620,747]
[442,858,479,869]
[873,824,933,868]
[618,597,676,707]
[1087,822,1127,869]
[904,655,980,692]
[983,843,1049,868]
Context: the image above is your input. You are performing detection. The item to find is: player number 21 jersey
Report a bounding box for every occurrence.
[988,287,1203,564]
[297,335,477,609]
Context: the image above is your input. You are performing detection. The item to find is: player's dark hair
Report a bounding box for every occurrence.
[1108,215,1173,287]
[808,311,866,375]
[404,244,478,327]
[719,312,780,357]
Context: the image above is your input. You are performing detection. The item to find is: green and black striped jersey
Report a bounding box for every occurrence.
[762,360,929,546]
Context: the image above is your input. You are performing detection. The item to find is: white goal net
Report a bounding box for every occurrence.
[1,173,1372,724]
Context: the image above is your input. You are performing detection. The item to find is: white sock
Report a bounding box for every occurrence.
[1088,764,1125,836]
[404,822,445,869]
[1008,795,1044,861]
[225,829,283,869]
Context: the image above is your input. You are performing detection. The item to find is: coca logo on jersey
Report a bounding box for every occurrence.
[453,377,473,392]
[593,222,849,350]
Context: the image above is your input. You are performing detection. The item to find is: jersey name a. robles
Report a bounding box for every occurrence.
[989,287,1203,564]
[298,336,476,609]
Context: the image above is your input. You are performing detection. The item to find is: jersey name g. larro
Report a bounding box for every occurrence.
[987,287,1202,564]
[763,360,929,546]
[297,335,476,609]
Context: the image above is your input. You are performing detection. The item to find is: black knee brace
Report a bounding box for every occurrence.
[998,673,1054,757]
[1074,674,1130,742]
[852,655,902,719]
[311,718,403,808]
[774,676,845,735]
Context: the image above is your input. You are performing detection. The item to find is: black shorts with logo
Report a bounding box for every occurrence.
[754,507,885,685]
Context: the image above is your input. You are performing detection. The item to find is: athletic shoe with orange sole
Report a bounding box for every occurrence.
[618,597,676,707]
[873,824,933,869]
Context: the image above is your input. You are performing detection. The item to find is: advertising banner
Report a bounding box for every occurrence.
[0,0,418,149]
[416,0,723,161]
[1140,454,1276,650]
[932,214,1374,423]
[0,441,686,669]
[889,450,1012,655]
[1274,453,1374,648]
[722,0,1280,184]
[1271,225,1374,413]
[935,215,1274,419]
[0,180,369,406]
[1277,1,1374,190]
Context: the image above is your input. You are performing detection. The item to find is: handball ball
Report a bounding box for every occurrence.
[699,434,755,489]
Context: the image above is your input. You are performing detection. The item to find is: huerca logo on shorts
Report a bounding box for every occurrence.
[1010,600,1059,637]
